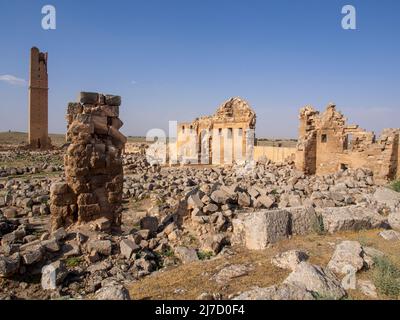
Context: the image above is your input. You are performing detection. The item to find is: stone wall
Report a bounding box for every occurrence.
[254,146,296,164]
[50,92,127,230]
[295,104,400,183]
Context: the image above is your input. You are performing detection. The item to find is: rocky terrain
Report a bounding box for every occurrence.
[1,149,400,300]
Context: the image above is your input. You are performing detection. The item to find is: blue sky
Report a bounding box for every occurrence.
[0,0,399,138]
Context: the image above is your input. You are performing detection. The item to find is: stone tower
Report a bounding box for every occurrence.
[29,47,51,149]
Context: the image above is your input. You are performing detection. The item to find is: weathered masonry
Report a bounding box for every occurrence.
[28,47,51,149]
[176,97,256,165]
[50,92,126,230]
[295,104,400,184]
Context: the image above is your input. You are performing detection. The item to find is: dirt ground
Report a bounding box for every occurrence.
[129,229,400,300]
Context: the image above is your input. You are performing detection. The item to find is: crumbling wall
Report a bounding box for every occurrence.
[50,92,127,230]
[295,104,400,183]
[176,97,256,165]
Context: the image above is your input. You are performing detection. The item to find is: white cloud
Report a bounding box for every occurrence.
[0,74,27,86]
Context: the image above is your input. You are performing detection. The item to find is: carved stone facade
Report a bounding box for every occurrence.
[28,47,51,149]
[175,97,256,165]
[50,92,127,230]
[295,104,400,184]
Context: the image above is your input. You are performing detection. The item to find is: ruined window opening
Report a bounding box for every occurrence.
[227,128,233,139]
[340,163,349,171]
[344,134,353,150]
[218,128,222,136]
[182,126,185,133]
[321,134,327,143]
[307,120,312,126]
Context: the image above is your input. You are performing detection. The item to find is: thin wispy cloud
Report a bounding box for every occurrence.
[131,80,137,85]
[0,74,27,86]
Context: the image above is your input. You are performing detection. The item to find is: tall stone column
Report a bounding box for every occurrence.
[29,47,51,149]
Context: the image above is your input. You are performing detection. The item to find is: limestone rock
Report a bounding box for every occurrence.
[388,211,400,230]
[41,261,67,290]
[0,253,20,277]
[95,284,131,300]
[284,262,346,300]
[87,240,112,256]
[271,250,309,271]
[119,239,140,260]
[378,230,400,241]
[242,210,290,250]
[318,206,386,234]
[174,246,199,264]
[327,241,365,275]
[357,280,378,298]
[213,264,251,284]
[373,187,400,209]
[285,206,318,235]
[233,283,314,300]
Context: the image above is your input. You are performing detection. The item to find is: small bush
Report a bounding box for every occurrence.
[391,181,400,193]
[65,257,82,268]
[372,256,400,298]
[162,248,175,258]
[197,251,213,260]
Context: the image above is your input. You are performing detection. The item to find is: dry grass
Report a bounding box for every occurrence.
[0,132,148,147]
[129,229,400,300]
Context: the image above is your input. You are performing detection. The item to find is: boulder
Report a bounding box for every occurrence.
[87,240,112,256]
[318,206,387,234]
[200,234,225,254]
[213,264,251,284]
[388,211,400,231]
[378,230,400,241]
[327,241,365,275]
[357,280,378,298]
[373,187,400,209]
[233,283,314,300]
[0,253,20,277]
[210,190,230,204]
[237,192,251,207]
[257,195,275,209]
[174,246,199,264]
[140,216,159,234]
[52,227,67,241]
[119,239,140,260]
[239,210,290,250]
[284,262,346,300]
[41,260,68,290]
[271,250,309,271]
[285,206,318,235]
[95,284,131,300]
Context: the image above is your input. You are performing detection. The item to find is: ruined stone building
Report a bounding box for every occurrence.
[174,97,256,165]
[28,47,51,149]
[50,92,126,230]
[295,104,400,183]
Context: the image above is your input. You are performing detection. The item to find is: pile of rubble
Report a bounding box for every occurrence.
[0,178,51,218]
[0,150,63,178]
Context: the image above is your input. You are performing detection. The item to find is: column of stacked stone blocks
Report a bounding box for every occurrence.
[50,92,127,231]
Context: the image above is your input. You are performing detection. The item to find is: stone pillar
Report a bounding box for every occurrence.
[29,47,51,149]
[50,92,127,231]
